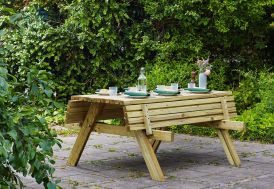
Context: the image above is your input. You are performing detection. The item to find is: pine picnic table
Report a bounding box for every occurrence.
[65,91,245,181]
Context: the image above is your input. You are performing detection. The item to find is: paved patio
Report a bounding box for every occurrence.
[22,133,274,189]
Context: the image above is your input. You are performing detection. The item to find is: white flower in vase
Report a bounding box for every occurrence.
[196,58,212,89]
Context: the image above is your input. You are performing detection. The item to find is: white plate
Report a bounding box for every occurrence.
[155,93,179,96]
[123,94,149,98]
[95,92,109,95]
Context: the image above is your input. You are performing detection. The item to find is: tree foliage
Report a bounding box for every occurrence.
[234,71,274,143]
[0,64,61,188]
[1,0,273,99]
[0,1,61,188]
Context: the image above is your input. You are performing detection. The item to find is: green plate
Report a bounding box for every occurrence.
[124,91,149,97]
[154,89,180,96]
[184,88,211,93]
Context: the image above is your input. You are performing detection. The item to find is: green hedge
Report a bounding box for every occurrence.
[233,72,274,143]
[1,0,273,99]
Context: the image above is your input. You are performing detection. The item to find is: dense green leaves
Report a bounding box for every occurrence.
[1,0,272,99]
[0,63,61,188]
[234,72,274,143]
[0,4,61,185]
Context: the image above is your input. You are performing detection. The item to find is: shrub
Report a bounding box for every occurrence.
[233,72,274,143]
[0,5,61,185]
[233,71,262,113]
[0,65,61,188]
[146,61,193,89]
[1,1,273,99]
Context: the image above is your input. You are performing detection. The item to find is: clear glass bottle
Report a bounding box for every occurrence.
[137,67,147,92]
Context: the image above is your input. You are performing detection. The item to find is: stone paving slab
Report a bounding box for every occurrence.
[21,133,274,189]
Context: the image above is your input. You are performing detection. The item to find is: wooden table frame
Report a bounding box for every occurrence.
[65,91,245,181]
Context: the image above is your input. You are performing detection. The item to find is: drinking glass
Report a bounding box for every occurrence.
[128,87,137,92]
[188,83,196,88]
[157,85,165,90]
[171,83,179,91]
[109,86,118,96]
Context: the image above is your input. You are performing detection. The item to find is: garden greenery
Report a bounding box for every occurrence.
[0,64,61,188]
[2,0,273,99]
[0,0,273,188]
[234,72,274,143]
[1,1,61,189]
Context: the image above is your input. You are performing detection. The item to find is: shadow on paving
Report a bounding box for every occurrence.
[21,133,274,189]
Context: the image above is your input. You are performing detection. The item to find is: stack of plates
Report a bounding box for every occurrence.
[124,91,149,98]
[184,88,211,93]
[95,89,109,95]
[154,89,180,96]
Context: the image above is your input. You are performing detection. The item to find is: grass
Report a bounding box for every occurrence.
[55,128,79,136]
[240,152,256,158]
[93,144,103,149]
[127,152,137,157]
[108,148,117,152]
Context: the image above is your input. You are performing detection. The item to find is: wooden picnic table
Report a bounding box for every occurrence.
[65,91,245,181]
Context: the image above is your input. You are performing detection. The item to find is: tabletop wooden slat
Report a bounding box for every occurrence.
[71,91,232,105]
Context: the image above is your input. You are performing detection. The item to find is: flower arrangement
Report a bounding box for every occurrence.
[196,58,212,76]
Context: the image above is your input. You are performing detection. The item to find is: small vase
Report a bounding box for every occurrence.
[199,72,207,89]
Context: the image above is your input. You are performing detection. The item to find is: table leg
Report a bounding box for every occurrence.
[217,129,241,166]
[134,130,165,181]
[67,103,104,166]
[150,128,165,153]
[150,139,162,153]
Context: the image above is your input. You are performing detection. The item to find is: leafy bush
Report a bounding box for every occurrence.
[0,4,61,185]
[233,72,274,143]
[1,1,273,99]
[0,63,61,188]
[146,61,193,89]
[233,71,263,113]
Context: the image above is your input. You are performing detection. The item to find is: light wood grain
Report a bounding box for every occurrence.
[67,100,91,109]
[128,108,237,124]
[134,130,165,181]
[218,97,241,166]
[65,108,124,124]
[151,130,174,142]
[126,96,234,111]
[193,120,244,131]
[94,123,174,142]
[221,130,241,166]
[71,91,232,105]
[126,102,235,118]
[152,140,161,152]
[218,120,245,131]
[217,130,235,165]
[129,115,225,130]
[94,123,135,137]
[66,92,243,181]
[67,103,104,166]
[142,104,152,135]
